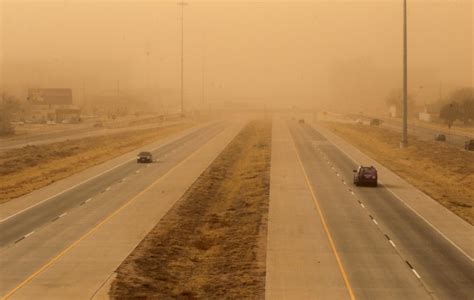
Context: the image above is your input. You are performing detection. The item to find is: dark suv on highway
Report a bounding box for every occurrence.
[137,151,153,163]
[353,166,378,187]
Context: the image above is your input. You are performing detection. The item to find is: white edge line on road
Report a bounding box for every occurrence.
[312,123,474,262]
[0,121,233,300]
[0,158,133,223]
[0,123,215,224]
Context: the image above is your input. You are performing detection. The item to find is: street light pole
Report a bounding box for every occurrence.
[401,0,408,148]
[178,1,187,116]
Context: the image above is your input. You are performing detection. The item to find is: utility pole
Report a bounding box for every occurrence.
[201,33,206,109]
[178,1,188,116]
[401,0,408,148]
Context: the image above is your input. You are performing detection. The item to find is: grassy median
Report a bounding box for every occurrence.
[0,122,193,203]
[110,119,272,299]
[323,122,473,225]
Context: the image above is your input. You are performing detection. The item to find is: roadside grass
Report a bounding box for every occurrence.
[0,122,194,203]
[110,119,271,299]
[323,122,473,225]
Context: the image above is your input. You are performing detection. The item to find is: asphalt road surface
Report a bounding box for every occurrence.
[380,118,471,148]
[0,122,225,248]
[0,120,184,151]
[288,120,474,300]
[0,121,235,298]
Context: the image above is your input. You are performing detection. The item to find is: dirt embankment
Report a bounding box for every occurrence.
[0,122,193,203]
[323,122,474,225]
[110,120,272,299]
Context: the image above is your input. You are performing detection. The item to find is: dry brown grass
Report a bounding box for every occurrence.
[110,120,272,299]
[0,122,193,203]
[323,122,474,225]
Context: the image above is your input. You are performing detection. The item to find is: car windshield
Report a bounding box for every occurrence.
[362,168,376,174]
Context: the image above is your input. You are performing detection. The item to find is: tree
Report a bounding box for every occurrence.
[439,87,474,125]
[439,102,460,127]
[0,93,21,135]
[451,88,474,124]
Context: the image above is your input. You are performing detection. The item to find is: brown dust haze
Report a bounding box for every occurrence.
[1,0,472,113]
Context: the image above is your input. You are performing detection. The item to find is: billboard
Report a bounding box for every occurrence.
[28,88,72,105]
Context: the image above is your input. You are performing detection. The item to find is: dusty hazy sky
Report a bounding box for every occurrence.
[1,0,472,111]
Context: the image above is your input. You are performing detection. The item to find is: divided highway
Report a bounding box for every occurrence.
[0,122,224,248]
[288,120,474,300]
[380,118,471,148]
[0,121,239,298]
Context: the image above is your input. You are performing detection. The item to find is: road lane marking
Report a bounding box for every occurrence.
[0,123,215,224]
[14,237,25,244]
[405,261,422,279]
[24,231,35,238]
[311,124,474,262]
[1,124,230,300]
[368,215,377,225]
[291,130,356,300]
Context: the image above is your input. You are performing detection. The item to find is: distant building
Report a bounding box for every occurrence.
[27,88,80,123]
[389,105,398,118]
[419,106,435,122]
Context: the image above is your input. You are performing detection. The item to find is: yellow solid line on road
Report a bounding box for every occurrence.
[1,126,230,300]
[290,126,356,300]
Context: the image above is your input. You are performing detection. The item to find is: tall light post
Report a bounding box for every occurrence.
[401,0,408,148]
[201,33,206,109]
[178,1,188,116]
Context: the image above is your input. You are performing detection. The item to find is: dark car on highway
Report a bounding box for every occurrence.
[137,151,153,163]
[465,139,474,151]
[434,133,446,142]
[353,166,378,187]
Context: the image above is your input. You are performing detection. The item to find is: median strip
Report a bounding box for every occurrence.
[109,120,272,299]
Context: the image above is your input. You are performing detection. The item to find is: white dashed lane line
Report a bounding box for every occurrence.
[318,144,425,284]
[24,231,35,238]
[14,231,35,244]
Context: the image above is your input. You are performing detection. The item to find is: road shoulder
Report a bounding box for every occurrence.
[0,122,214,221]
[265,118,349,299]
[311,121,473,260]
[4,122,242,300]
